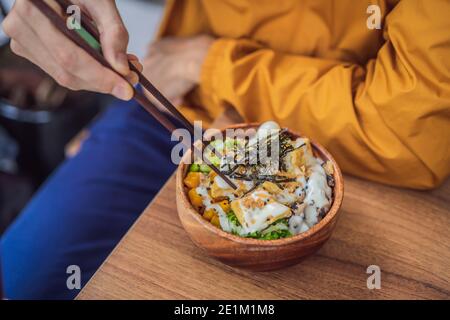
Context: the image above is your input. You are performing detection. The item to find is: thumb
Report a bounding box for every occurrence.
[80,0,130,76]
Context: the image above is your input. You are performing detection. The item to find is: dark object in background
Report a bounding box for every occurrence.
[0,173,33,234]
[0,126,17,174]
[0,41,104,234]
[0,0,7,19]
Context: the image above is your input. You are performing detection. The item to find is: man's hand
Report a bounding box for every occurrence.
[142,35,213,107]
[2,0,142,100]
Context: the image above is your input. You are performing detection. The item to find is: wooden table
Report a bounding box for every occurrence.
[78,113,450,300]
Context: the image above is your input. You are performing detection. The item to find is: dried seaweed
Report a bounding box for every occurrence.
[219,129,305,187]
[326,175,335,188]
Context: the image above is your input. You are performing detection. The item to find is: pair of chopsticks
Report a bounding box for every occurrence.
[29,0,237,189]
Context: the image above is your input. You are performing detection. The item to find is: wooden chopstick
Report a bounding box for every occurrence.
[31,0,237,189]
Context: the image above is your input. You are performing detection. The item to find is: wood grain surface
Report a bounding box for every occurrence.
[77,111,450,300]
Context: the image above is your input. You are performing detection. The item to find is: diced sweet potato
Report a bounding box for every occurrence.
[184,172,201,189]
[218,200,231,213]
[188,188,203,209]
[203,208,215,221]
[210,215,221,228]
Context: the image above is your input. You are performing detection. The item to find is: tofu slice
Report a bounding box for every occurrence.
[285,138,314,174]
[210,175,235,199]
[230,189,291,233]
[210,175,255,200]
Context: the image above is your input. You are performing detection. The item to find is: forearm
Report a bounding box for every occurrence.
[199,38,450,189]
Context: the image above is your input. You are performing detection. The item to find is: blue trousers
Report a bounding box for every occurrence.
[0,99,177,299]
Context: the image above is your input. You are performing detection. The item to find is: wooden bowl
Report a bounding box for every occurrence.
[176,123,344,271]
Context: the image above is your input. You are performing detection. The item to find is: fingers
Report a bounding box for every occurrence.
[123,54,141,85]
[5,6,84,91]
[79,0,130,76]
[128,54,144,72]
[9,39,83,91]
[3,0,134,100]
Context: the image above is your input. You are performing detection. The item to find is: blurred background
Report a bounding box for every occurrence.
[0,0,165,234]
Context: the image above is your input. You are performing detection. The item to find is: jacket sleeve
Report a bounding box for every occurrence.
[199,0,450,189]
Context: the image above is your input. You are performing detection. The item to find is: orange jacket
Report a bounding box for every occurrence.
[158,0,450,189]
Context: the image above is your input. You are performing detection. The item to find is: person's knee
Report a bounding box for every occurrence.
[1,229,74,299]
